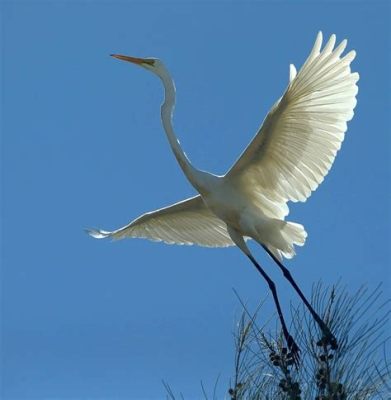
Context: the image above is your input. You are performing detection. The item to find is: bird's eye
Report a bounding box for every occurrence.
[143,59,155,66]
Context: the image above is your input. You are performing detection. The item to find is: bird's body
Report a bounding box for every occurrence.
[202,176,256,229]
[199,175,305,258]
[88,32,358,356]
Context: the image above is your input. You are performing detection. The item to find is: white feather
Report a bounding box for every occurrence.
[87,195,234,247]
[227,33,359,219]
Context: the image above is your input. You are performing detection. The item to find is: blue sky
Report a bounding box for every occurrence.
[1,1,390,399]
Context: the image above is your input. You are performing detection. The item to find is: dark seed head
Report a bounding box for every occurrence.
[337,383,343,391]
[330,337,338,348]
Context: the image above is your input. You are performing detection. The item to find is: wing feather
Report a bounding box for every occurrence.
[227,32,359,219]
[87,195,235,247]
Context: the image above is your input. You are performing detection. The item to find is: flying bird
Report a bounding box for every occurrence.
[87,32,359,357]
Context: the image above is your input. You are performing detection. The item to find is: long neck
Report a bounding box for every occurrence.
[159,71,203,191]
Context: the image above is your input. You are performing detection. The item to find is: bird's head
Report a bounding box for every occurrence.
[110,54,165,77]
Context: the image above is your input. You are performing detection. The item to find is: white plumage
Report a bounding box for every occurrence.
[227,33,358,217]
[88,195,234,247]
[87,32,358,356]
[88,32,358,261]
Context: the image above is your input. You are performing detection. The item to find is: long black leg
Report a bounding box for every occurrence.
[246,253,300,363]
[261,244,335,342]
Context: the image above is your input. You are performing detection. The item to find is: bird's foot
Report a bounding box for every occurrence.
[317,326,338,350]
[286,335,301,367]
[269,337,300,369]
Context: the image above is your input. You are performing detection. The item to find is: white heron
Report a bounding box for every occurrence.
[87,32,359,357]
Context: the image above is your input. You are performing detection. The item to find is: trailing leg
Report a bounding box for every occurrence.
[261,244,337,346]
[227,226,301,361]
[246,253,301,362]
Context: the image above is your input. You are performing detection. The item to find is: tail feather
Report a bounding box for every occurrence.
[281,221,307,246]
[264,221,307,261]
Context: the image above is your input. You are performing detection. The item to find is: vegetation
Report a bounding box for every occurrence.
[165,282,390,399]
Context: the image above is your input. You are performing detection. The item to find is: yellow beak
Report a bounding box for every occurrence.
[110,54,154,66]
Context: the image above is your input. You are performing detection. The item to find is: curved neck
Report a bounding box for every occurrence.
[159,71,203,191]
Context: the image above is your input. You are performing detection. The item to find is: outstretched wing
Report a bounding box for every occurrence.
[227,32,359,219]
[87,195,234,247]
